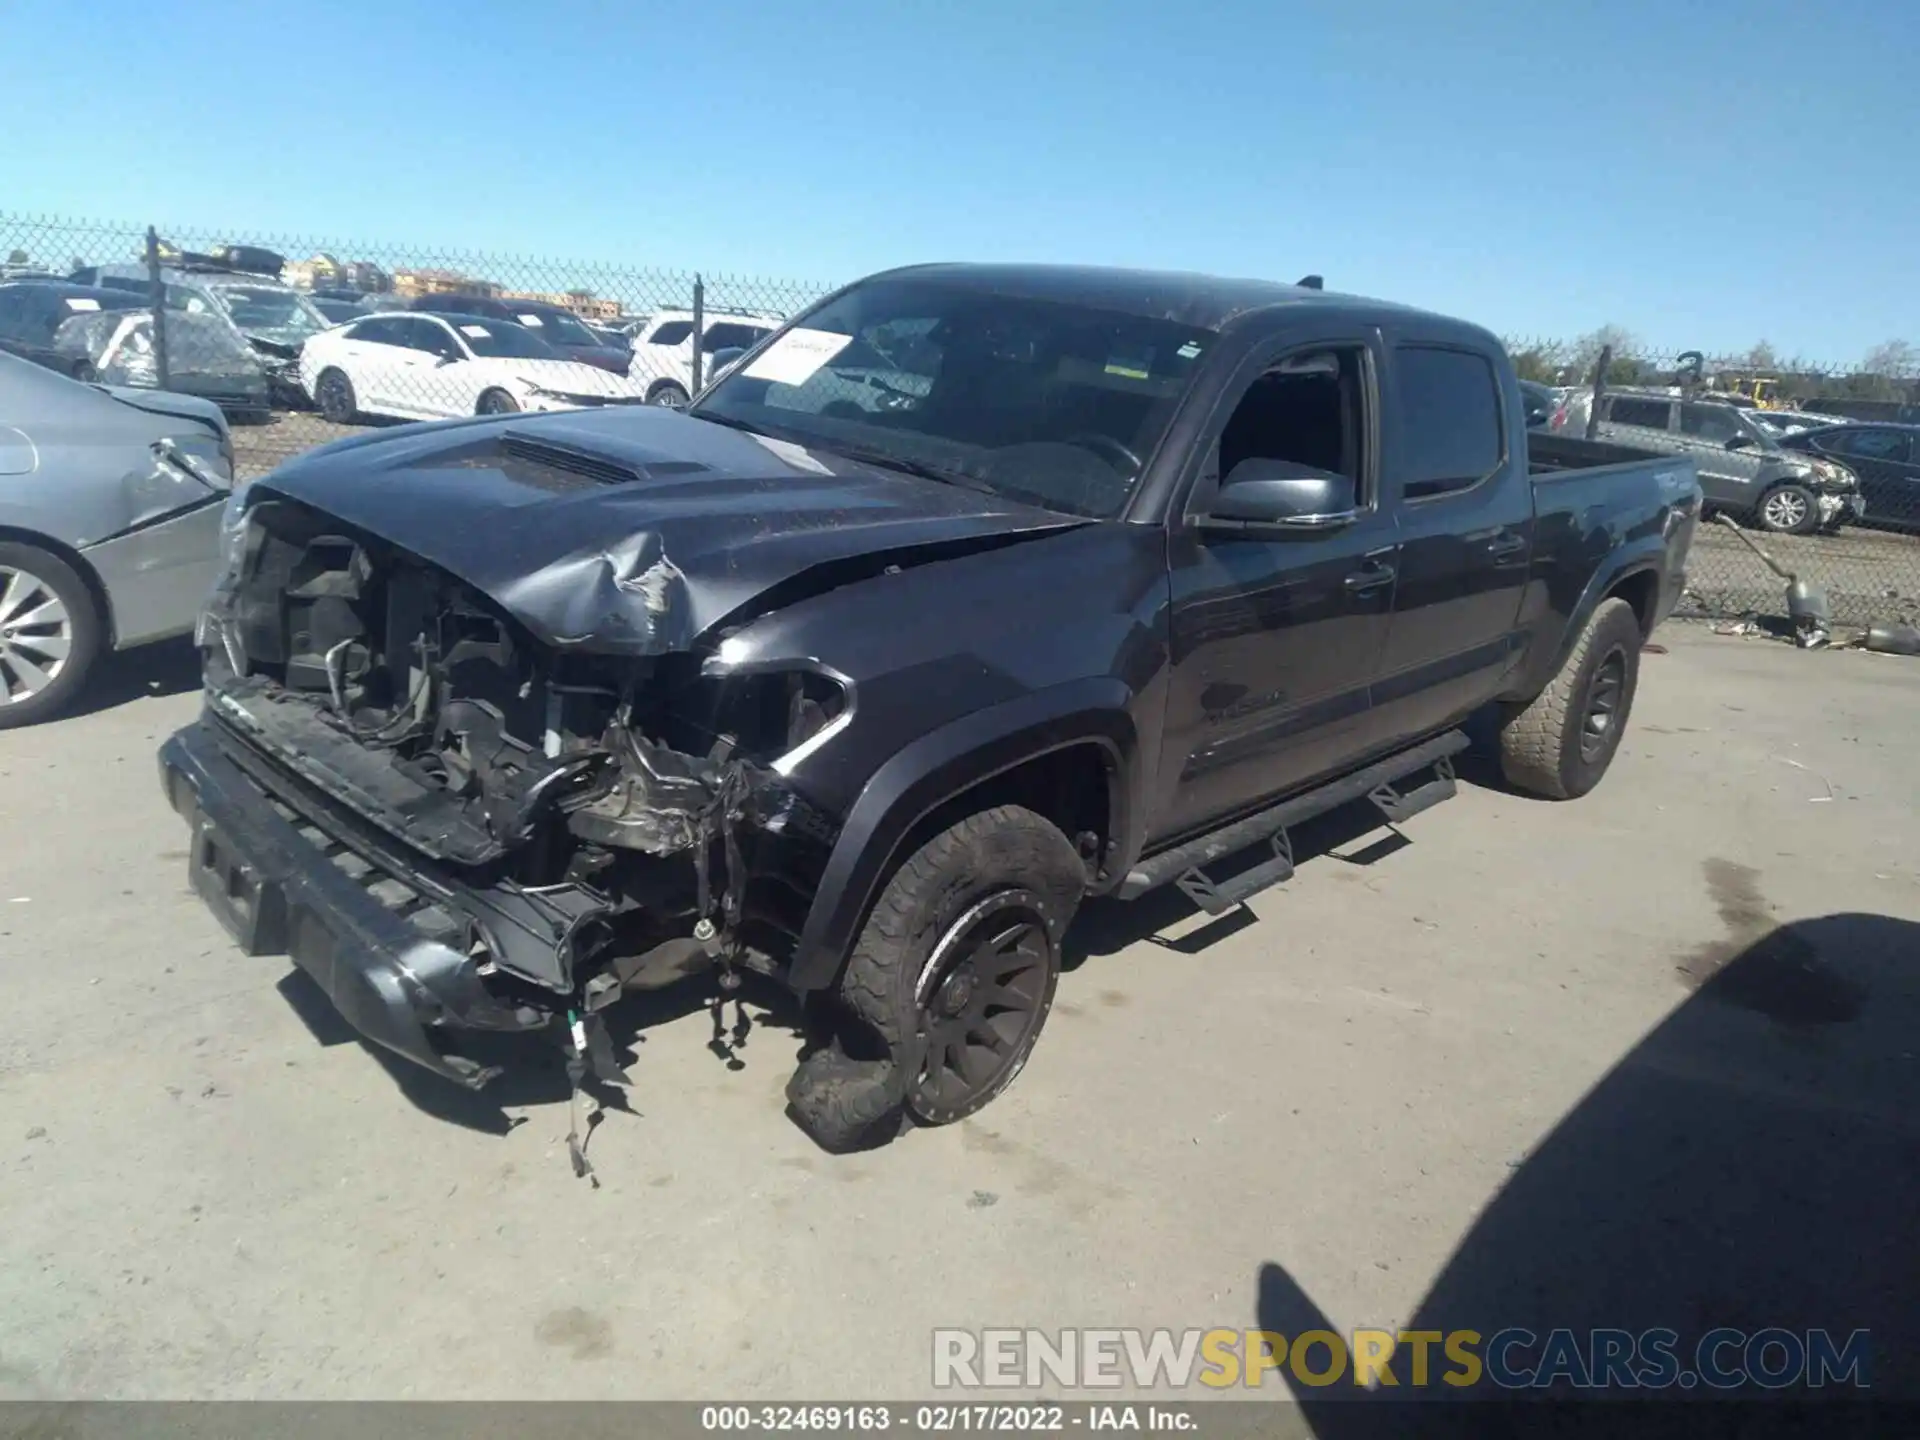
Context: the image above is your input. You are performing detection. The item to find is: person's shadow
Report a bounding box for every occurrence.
[1253,904,1920,1432]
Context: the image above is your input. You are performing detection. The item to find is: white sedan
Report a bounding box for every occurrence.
[299,311,648,423]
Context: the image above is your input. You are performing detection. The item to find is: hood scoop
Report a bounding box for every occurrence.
[428,432,714,495]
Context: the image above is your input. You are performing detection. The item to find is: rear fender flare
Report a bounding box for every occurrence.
[786,677,1139,993]
[1516,544,1665,700]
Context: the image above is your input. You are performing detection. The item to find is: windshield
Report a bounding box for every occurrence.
[208,284,328,335]
[513,308,599,347]
[691,277,1214,518]
[451,320,558,360]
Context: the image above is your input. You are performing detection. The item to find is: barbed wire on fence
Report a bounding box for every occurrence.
[3,210,1917,628]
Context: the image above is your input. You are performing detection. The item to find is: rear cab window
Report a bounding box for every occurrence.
[1394,345,1506,500]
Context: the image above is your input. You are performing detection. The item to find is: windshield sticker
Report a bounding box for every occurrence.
[517,314,544,326]
[460,324,490,339]
[744,327,853,386]
[1104,361,1151,380]
[65,298,101,311]
[1177,341,1203,359]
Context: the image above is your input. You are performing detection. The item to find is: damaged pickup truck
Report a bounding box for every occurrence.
[160,264,1700,1160]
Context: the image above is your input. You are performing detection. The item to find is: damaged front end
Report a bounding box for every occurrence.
[173,489,847,1160]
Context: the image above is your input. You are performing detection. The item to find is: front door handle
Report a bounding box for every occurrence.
[1343,560,1396,594]
[1487,533,1529,561]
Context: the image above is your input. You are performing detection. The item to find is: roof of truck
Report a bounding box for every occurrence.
[865,262,1443,334]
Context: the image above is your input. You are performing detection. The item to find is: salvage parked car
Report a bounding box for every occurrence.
[1747,408,1855,439]
[299,312,649,422]
[628,308,780,406]
[0,281,147,375]
[73,262,330,404]
[1780,424,1920,532]
[1517,379,1557,428]
[407,294,632,375]
[162,264,1699,1165]
[0,351,234,725]
[53,309,272,423]
[1554,388,1858,534]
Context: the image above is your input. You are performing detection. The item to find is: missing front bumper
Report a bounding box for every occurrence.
[157,719,579,1089]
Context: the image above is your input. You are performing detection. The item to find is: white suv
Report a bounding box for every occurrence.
[627,309,780,406]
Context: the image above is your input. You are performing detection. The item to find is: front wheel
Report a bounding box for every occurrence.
[1755,483,1819,535]
[0,542,104,729]
[476,388,521,416]
[314,368,357,424]
[647,382,690,408]
[786,805,1086,1150]
[1497,597,1642,800]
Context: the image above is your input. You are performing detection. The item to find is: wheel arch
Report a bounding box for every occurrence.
[1510,547,1665,704]
[785,677,1141,994]
[0,525,115,649]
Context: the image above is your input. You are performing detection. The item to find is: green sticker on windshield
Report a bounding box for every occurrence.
[1104,362,1150,380]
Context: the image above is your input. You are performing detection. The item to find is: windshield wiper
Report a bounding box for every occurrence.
[810,441,995,495]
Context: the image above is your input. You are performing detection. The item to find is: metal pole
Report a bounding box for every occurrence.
[690,273,705,396]
[145,226,171,391]
[1585,343,1612,441]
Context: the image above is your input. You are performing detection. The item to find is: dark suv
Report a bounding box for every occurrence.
[1780,424,1920,532]
[407,294,631,374]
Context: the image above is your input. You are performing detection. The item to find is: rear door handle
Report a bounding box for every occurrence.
[1344,560,1396,594]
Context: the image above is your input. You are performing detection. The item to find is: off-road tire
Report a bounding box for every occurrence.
[0,542,104,729]
[1498,597,1642,800]
[790,805,1085,1150]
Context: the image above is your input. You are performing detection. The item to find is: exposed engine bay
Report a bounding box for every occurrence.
[198,494,847,1025]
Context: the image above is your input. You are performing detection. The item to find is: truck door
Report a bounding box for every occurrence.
[1369,339,1534,742]
[1153,334,1400,845]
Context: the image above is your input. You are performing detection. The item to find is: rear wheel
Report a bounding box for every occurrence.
[314,368,357,424]
[1755,483,1818,535]
[477,388,520,416]
[1497,597,1642,800]
[70,360,97,383]
[0,543,103,729]
[647,381,690,408]
[786,805,1085,1149]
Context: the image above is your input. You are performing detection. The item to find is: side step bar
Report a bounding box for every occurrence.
[1118,729,1469,912]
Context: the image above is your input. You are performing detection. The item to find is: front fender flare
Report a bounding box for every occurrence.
[786,677,1139,993]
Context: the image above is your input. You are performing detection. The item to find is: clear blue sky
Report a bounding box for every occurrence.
[4,0,1914,364]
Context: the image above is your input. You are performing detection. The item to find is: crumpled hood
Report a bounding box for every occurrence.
[256,405,1088,653]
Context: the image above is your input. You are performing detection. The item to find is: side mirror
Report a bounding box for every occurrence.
[435,353,459,367]
[1201,459,1358,531]
[1725,434,1752,450]
[707,346,746,383]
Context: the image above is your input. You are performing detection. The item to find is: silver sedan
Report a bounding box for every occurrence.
[0,350,232,725]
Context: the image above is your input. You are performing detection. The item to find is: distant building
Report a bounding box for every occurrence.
[282,254,342,290]
[393,268,499,299]
[341,260,391,293]
[500,288,623,321]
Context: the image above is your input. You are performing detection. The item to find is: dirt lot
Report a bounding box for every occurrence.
[3,627,1916,1402]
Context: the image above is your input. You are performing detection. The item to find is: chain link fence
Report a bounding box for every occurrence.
[4,212,1917,627]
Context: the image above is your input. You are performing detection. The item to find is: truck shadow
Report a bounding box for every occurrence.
[68,635,202,719]
[282,968,811,1137]
[1247,909,1920,1429]
[1061,797,1420,971]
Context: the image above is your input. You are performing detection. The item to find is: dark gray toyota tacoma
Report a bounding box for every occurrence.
[161,264,1700,1161]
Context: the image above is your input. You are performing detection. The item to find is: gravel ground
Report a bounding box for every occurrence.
[2,625,1916,1402]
